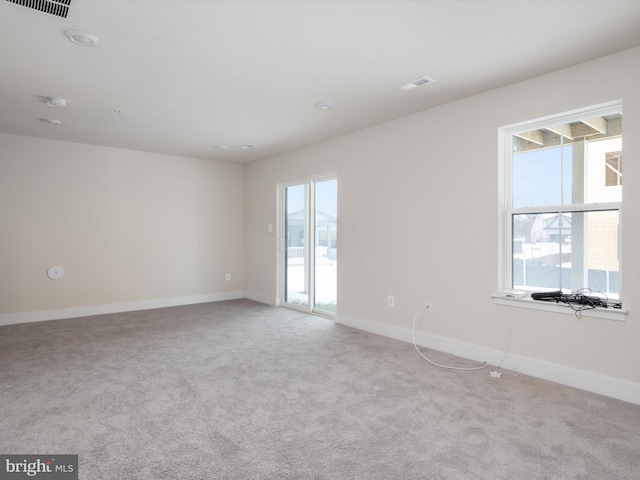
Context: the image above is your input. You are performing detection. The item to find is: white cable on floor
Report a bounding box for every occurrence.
[411,306,488,371]
[495,307,519,376]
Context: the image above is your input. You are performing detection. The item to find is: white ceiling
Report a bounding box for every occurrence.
[1,0,640,164]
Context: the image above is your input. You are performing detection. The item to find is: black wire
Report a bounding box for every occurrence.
[559,288,609,318]
[532,288,615,318]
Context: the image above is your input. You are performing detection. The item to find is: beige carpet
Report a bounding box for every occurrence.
[1,299,639,479]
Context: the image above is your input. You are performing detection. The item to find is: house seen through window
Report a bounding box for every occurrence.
[605,151,622,187]
[504,102,622,300]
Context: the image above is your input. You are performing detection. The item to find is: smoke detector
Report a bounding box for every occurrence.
[65,30,99,46]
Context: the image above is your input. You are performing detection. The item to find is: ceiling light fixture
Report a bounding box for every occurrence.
[65,30,99,47]
[239,144,255,150]
[39,118,62,126]
[46,97,67,108]
[316,101,333,110]
[396,76,435,92]
[214,145,228,150]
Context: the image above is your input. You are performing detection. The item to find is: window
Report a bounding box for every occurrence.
[501,102,622,301]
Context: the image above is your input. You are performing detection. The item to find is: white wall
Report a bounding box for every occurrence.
[1,47,637,402]
[0,134,245,320]
[244,47,640,395]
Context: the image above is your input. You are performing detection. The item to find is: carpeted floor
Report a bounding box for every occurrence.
[1,299,639,479]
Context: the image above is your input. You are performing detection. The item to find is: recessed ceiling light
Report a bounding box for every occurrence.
[239,144,255,150]
[214,145,228,150]
[65,30,99,47]
[396,76,435,92]
[46,97,67,108]
[39,118,62,126]
[316,101,333,110]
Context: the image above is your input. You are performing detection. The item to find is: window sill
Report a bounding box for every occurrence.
[492,294,627,321]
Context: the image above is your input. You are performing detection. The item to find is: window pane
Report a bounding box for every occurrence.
[512,114,622,208]
[512,210,619,297]
[512,213,562,290]
[512,144,572,208]
[568,211,620,298]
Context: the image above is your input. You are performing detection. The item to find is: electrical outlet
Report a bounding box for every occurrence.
[387,295,395,307]
[225,273,231,281]
[425,300,433,313]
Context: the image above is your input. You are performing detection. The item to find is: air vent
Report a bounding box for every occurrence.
[396,76,435,92]
[4,0,73,19]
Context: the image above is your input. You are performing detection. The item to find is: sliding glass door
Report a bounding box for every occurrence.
[283,176,337,315]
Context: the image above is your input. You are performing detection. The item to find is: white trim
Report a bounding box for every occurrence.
[510,202,621,215]
[0,291,244,326]
[243,291,279,306]
[336,313,640,405]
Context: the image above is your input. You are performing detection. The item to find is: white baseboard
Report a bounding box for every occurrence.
[0,291,245,326]
[243,291,279,306]
[336,313,640,406]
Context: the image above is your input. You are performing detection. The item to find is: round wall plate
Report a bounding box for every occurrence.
[47,266,65,280]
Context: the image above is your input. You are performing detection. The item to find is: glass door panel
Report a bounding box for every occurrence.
[313,179,337,314]
[284,184,309,307]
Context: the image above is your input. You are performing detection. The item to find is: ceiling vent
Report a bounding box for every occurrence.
[396,76,435,92]
[4,0,74,20]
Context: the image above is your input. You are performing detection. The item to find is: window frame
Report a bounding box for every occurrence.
[497,100,626,320]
